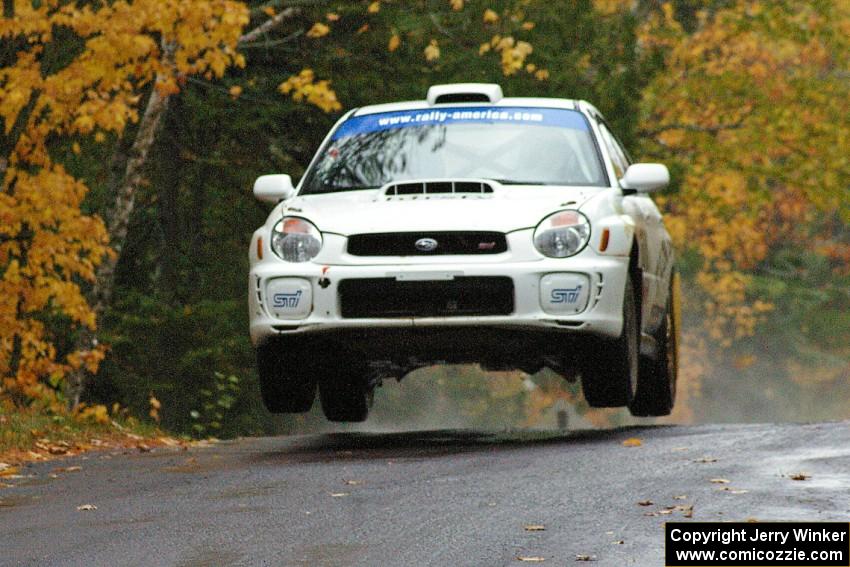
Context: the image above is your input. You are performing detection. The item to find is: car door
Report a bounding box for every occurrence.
[596,121,666,330]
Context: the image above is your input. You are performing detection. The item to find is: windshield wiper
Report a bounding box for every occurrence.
[319,185,381,193]
[490,179,559,185]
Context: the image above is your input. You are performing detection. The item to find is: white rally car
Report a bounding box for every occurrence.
[249,83,679,422]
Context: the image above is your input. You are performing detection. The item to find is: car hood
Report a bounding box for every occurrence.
[276,185,600,235]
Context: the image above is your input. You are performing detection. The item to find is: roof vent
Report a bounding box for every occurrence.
[427,83,503,106]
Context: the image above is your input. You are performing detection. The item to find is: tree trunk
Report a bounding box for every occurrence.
[65,84,171,408]
[64,11,303,408]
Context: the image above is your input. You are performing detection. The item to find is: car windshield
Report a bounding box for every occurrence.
[299,106,607,194]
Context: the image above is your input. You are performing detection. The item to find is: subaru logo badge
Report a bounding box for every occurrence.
[415,237,438,252]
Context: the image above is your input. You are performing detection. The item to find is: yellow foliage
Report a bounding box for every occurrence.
[75,404,110,425]
[368,2,381,14]
[307,22,331,38]
[149,395,161,423]
[450,0,464,11]
[483,9,500,24]
[388,34,401,53]
[492,36,533,76]
[1,0,248,402]
[424,39,441,62]
[640,0,850,345]
[593,0,635,16]
[278,69,342,113]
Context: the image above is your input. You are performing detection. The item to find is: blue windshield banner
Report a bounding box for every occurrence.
[331,107,589,139]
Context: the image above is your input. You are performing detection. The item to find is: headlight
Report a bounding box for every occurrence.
[533,210,591,258]
[271,217,322,262]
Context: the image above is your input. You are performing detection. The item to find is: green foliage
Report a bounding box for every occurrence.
[191,372,241,437]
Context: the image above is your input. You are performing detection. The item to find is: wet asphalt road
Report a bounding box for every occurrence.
[1,421,848,567]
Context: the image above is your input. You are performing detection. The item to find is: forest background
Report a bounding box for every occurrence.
[1,0,848,441]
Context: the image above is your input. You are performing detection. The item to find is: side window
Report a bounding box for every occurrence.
[598,122,629,181]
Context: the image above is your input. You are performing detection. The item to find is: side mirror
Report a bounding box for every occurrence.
[619,163,669,193]
[253,174,295,203]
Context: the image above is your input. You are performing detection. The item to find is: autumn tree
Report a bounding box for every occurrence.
[598,0,850,419]
[1,0,248,406]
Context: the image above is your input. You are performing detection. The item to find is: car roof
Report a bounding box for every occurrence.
[352,97,600,117]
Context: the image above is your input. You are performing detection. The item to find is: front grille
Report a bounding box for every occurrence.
[347,232,507,256]
[338,277,514,318]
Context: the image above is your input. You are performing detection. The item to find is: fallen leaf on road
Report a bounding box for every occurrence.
[658,509,673,515]
[524,524,546,531]
[673,495,687,500]
[575,554,597,561]
[789,473,810,481]
[643,512,658,517]
[718,487,748,494]
[676,505,694,518]
[76,504,97,511]
[622,438,642,447]
[695,457,718,463]
[52,466,82,473]
[0,466,19,478]
[137,444,152,453]
[517,556,546,562]
[330,492,349,498]
[709,478,730,484]
[611,540,624,545]
[343,479,362,486]
[637,500,653,506]
[671,447,689,452]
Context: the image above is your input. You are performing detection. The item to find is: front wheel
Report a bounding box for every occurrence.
[630,270,679,417]
[580,273,639,408]
[319,364,373,422]
[256,340,317,413]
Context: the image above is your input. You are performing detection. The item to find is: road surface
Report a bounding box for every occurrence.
[1,421,848,566]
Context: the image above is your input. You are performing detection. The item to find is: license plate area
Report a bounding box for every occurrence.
[338,277,514,318]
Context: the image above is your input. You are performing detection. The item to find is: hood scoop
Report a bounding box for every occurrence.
[382,179,496,199]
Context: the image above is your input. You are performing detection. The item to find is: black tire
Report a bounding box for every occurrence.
[580,273,639,408]
[256,340,317,413]
[630,271,679,417]
[319,366,372,422]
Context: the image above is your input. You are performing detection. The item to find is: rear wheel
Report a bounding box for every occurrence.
[630,271,679,417]
[256,340,317,413]
[580,273,639,407]
[319,365,373,422]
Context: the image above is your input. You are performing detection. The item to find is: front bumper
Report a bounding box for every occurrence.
[248,254,629,348]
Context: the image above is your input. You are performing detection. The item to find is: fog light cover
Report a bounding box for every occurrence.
[266,278,312,319]
[540,273,591,315]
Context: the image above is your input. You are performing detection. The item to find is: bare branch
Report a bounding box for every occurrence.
[239,7,300,45]
[639,121,745,137]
